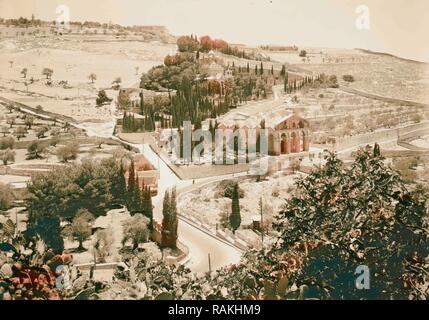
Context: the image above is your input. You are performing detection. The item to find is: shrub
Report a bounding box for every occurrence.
[0,149,15,165]
[122,214,150,250]
[0,183,13,211]
[216,180,245,199]
[26,141,46,159]
[96,90,112,106]
[0,136,14,150]
[343,74,355,83]
[56,142,79,162]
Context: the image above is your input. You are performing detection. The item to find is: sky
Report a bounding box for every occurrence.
[1,0,429,62]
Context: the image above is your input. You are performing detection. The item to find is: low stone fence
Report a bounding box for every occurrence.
[178,214,248,251]
[74,262,118,271]
[339,87,429,108]
[0,96,78,125]
[333,121,429,151]
[1,163,64,177]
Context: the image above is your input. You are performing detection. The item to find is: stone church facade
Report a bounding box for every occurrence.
[267,114,310,156]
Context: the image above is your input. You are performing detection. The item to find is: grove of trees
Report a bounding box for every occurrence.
[111,145,429,300]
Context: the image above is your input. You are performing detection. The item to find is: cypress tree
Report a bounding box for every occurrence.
[126,161,141,214]
[260,62,264,75]
[230,183,241,234]
[127,160,135,195]
[247,62,250,73]
[280,65,286,76]
[139,91,144,115]
[374,143,381,157]
[111,161,126,205]
[142,186,153,230]
[161,189,178,248]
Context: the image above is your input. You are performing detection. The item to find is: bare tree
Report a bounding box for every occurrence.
[24,115,34,129]
[42,67,53,79]
[112,77,122,90]
[0,149,16,165]
[71,209,94,251]
[6,116,16,128]
[88,73,97,84]
[56,142,79,163]
[14,126,27,141]
[35,126,48,139]
[0,126,10,137]
[289,158,301,174]
[21,68,28,78]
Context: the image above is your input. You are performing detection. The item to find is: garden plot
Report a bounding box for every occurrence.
[177,174,298,235]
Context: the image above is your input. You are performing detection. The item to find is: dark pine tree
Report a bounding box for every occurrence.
[230,183,241,234]
[142,186,153,230]
[161,188,179,248]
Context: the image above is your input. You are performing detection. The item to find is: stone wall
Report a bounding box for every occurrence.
[334,121,429,151]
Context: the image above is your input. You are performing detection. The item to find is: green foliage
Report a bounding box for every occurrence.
[24,115,34,129]
[140,45,273,130]
[96,90,112,107]
[117,90,132,110]
[88,73,97,83]
[304,73,338,89]
[110,162,127,206]
[122,112,145,133]
[113,248,298,300]
[126,161,142,214]
[42,67,53,79]
[230,183,241,233]
[161,188,178,248]
[122,214,150,250]
[93,228,114,263]
[280,65,286,77]
[0,233,99,300]
[177,35,200,52]
[0,183,13,211]
[217,180,245,199]
[0,219,15,239]
[26,141,46,160]
[14,126,27,141]
[0,148,15,165]
[343,74,355,83]
[274,146,429,299]
[71,209,94,250]
[56,142,78,162]
[25,216,64,254]
[141,186,153,229]
[27,158,123,222]
[164,52,195,66]
[108,145,429,300]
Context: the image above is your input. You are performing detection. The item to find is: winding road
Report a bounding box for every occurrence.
[1,96,243,273]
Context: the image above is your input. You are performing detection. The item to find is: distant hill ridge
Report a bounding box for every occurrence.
[356,48,428,65]
[0,17,176,43]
